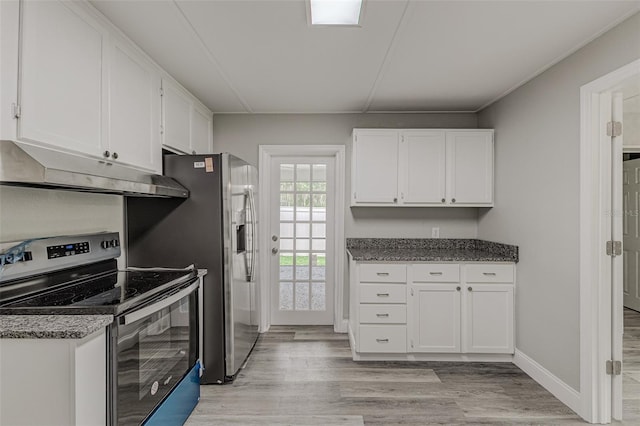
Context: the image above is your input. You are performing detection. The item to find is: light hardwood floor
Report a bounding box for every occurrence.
[186,325,630,425]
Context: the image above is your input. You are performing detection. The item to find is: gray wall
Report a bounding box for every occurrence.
[477,12,640,390]
[0,186,125,267]
[212,113,480,239]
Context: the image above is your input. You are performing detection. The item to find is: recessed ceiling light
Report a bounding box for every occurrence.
[309,0,363,26]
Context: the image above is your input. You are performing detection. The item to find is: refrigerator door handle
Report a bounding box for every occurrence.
[247,188,257,282]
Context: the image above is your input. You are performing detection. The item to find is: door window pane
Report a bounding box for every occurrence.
[311,282,325,311]
[280,223,293,238]
[295,238,310,251]
[280,164,294,182]
[296,223,310,238]
[312,239,325,251]
[312,223,326,238]
[279,238,293,250]
[295,282,309,310]
[312,164,326,181]
[279,282,293,310]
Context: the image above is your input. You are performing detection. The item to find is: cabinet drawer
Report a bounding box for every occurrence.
[359,264,406,283]
[412,264,460,282]
[359,304,407,324]
[465,264,514,283]
[358,325,407,353]
[360,284,406,304]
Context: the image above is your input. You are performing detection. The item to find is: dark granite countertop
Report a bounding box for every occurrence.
[347,238,518,263]
[0,315,113,339]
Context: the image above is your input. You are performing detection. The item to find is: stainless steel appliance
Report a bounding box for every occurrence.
[126,153,259,384]
[0,232,201,426]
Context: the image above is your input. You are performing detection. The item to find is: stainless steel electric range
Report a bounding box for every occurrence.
[0,232,201,426]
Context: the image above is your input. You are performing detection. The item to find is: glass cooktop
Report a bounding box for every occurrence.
[0,263,197,316]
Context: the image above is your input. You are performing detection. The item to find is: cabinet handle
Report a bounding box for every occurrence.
[451,198,456,203]
[482,272,496,276]
[441,198,446,203]
[429,272,443,276]
[103,151,110,158]
[376,272,389,276]
[111,152,119,160]
[468,287,473,291]
[456,286,461,291]
[376,293,390,297]
[376,338,389,343]
[376,313,389,318]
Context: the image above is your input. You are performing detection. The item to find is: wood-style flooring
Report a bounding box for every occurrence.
[186,325,632,425]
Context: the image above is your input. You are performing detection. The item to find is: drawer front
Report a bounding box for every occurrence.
[359,264,406,283]
[359,304,407,324]
[412,264,460,282]
[358,325,407,353]
[360,284,406,304]
[465,264,514,283]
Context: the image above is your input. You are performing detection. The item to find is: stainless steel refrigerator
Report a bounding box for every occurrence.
[126,153,259,384]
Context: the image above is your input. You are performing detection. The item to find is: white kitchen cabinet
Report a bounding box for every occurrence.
[351,129,494,207]
[0,328,107,426]
[18,0,105,157]
[408,283,461,352]
[162,78,213,155]
[107,39,162,172]
[351,129,399,205]
[348,259,515,360]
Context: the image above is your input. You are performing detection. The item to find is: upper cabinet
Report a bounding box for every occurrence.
[351,129,494,207]
[0,0,212,174]
[107,39,162,171]
[18,0,105,158]
[162,78,213,155]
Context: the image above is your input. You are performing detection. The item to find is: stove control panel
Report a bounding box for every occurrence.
[46,241,90,259]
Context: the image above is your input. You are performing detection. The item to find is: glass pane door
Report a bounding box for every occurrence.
[270,158,334,325]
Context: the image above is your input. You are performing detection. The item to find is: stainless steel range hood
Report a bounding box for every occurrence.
[0,141,188,198]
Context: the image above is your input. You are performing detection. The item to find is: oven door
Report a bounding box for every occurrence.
[113,280,199,426]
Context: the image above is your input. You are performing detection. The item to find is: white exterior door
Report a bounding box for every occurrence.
[623,158,640,312]
[270,157,335,325]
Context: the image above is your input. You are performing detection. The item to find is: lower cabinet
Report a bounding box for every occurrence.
[350,261,515,360]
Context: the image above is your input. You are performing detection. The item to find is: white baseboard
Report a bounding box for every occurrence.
[514,349,581,416]
[334,319,348,334]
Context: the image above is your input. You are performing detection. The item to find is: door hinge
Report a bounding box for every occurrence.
[606,240,622,256]
[12,103,21,119]
[607,121,622,137]
[606,360,622,375]
[410,339,414,348]
[410,288,414,296]
[353,192,356,200]
[159,87,164,97]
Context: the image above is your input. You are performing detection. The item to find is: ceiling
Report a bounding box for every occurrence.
[90,0,640,114]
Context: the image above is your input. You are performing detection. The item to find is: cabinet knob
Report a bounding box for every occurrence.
[111,152,119,160]
[468,286,472,291]
[451,198,456,203]
[441,198,446,203]
[456,286,461,291]
[103,151,110,158]
[272,248,279,254]
[192,150,196,155]
[393,198,398,203]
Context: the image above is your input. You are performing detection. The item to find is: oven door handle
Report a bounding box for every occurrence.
[123,281,199,325]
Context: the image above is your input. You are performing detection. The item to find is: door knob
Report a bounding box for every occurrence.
[272,235,278,242]
[272,248,279,254]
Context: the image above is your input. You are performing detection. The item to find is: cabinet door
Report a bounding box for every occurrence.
[162,80,191,154]
[19,0,104,156]
[408,284,461,352]
[191,103,212,154]
[446,131,493,205]
[399,131,446,205]
[108,41,161,172]
[352,130,399,205]
[463,284,514,353]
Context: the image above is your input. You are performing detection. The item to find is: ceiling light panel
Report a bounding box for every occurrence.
[310,0,363,25]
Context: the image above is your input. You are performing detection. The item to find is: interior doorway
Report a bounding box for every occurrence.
[580,59,640,424]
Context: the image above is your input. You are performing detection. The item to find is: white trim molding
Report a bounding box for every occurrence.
[258,145,346,333]
[579,58,640,424]
[514,349,581,417]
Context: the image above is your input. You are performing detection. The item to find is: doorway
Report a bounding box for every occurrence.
[580,59,640,424]
[258,146,346,331]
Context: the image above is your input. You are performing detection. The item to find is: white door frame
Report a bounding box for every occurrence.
[258,145,346,333]
[579,58,640,424]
